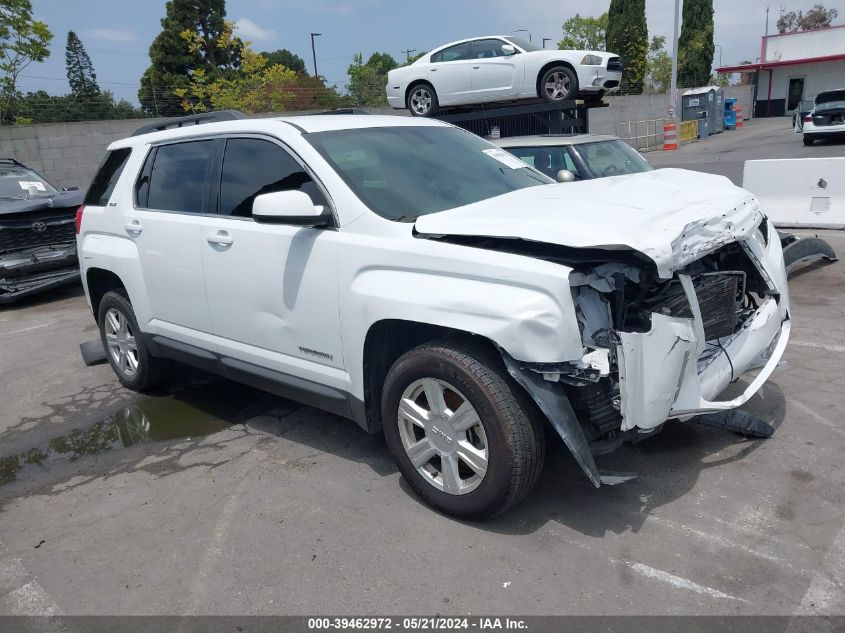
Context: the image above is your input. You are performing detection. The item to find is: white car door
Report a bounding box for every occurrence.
[129,139,216,348]
[468,38,524,100]
[427,41,474,105]
[200,136,349,403]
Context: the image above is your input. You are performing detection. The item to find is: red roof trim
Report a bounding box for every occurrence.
[717,53,845,73]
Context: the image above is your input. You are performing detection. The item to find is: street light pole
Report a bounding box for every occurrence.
[310,32,322,78]
[714,44,723,69]
[542,37,551,48]
[511,29,532,42]
[669,0,680,118]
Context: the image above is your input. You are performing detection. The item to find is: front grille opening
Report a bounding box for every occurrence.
[616,243,771,339]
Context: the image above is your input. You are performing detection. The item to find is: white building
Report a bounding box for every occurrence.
[717,25,845,117]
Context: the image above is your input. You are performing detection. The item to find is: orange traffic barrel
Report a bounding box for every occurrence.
[663,121,679,150]
[736,105,744,128]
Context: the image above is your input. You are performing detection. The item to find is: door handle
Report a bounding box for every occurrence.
[430,68,437,71]
[125,220,142,235]
[473,66,480,69]
[206,231,233,247]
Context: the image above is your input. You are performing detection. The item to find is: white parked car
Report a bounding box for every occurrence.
[493,134,652,181]
[802,88,845,145]
[386,36,623,116]
[77,114,789,519]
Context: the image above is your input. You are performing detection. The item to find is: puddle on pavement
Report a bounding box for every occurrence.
[0,381,270,487]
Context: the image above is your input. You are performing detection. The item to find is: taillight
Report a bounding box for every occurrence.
[803,114,812,122]
[75,205,84,234]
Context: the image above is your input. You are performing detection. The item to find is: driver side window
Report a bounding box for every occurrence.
[219,138,327,217]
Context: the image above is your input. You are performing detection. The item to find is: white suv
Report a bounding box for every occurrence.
[77,114,790,519]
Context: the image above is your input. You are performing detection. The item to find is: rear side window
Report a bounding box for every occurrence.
[84,148,131,206]
[219,138,327,217]
[146,140,214,213]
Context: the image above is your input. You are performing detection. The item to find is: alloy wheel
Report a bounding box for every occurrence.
[104,307,139,377]
[410,87,433,115]
[544,72,571,100]
[397,377,489,495]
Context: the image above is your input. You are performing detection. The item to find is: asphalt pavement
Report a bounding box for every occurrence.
[1,117,844,618]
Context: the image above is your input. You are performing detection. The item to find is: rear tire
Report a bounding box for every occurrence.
[406,83,439,117]
[382,340,545,519]
[803,135,814,146]
[540,66,578,102]
[98,290,170,392]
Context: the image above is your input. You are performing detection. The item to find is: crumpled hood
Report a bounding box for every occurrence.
[414,168,763,278]
[0,189,84,216]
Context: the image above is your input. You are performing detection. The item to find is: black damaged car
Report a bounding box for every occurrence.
[0,158,83,304]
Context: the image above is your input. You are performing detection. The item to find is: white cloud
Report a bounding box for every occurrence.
[234,17,277,42]
[83,28,138,43]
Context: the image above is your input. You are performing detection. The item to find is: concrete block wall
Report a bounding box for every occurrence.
[0,86,756,190]
[0,118,159,190]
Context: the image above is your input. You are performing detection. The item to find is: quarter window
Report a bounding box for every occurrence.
[84,148,131,206]
[146,141,214,213]
[431,42,471,63]
[219,138,326,217]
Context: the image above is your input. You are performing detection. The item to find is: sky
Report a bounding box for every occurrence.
[20,0,845,104]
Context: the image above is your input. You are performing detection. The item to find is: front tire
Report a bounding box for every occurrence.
[98,290,170,392]
[382,340,545,519]
[540,66,578,102]
[803,135,814,146]
[406,83,439,117]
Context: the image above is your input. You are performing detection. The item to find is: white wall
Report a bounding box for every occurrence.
[763,27,845,62]
[757,59,845,105]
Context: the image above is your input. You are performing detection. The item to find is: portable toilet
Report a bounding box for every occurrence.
[724,97,737,130]
[712,87,725,134]
[682,86,725,136]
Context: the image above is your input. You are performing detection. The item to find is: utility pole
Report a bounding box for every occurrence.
[669,0,680,118]
[402,48,417,62]
[310,32,322,78]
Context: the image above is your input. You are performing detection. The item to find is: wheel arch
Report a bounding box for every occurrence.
[86,267,128,320]
[535,60,579,98]
[405,79,436,105]
[359,319,500,434]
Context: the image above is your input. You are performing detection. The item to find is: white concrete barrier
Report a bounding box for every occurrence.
[743,157,845,229]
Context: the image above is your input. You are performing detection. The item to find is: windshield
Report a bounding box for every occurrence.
[0,165,58,199]
[306,126,551,221]
[505,36,542,52]
[573,140,653,177]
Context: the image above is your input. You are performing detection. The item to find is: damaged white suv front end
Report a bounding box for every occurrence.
[416,168,790,487]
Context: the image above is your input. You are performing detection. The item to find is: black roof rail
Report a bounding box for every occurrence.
[306,107,370,115]
[131,110,246,137]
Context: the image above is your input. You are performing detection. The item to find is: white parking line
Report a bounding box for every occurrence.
[628,562,748,602]
[0,322,55,337]
[789,340,845,354]
[793,523,845,615]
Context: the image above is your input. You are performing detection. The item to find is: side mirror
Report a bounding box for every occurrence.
[555,169,576,183]
[501,44,517,56]
[253,190,332,227]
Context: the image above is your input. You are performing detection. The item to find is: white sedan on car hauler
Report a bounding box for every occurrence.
[386,36,623,116]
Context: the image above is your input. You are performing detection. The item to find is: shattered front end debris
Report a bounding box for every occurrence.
[416,169,790,485]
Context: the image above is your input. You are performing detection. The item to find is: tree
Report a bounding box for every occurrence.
[261,48,306,74]
[558,13,607,50]
[347,52,398,106]
[678,0,714,88]
[65,31,99,97]
[404,50,427,65]
[606,0,647,93]
[777,4,839,33]
[175,24,343,114]
[644,35,672,94]
[138,0,242,116]
[0,0,52,124]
